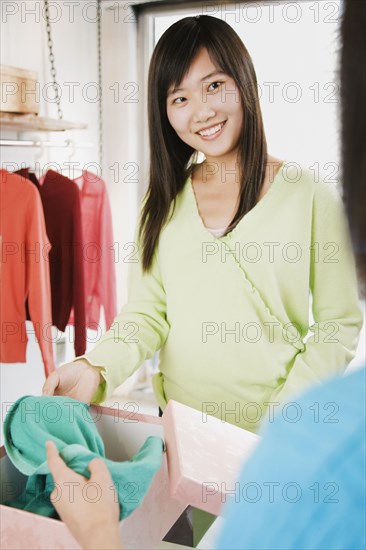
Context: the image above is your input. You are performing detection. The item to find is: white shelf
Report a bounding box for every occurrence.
[0,111,87,132]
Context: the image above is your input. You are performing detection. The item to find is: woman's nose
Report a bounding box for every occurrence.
[192,98,216,123]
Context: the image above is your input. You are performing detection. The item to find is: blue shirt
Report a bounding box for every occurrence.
[216,367,366,550]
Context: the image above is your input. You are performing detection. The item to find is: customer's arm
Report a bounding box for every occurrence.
[46,441,122,550]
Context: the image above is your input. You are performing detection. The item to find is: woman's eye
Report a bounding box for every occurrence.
[207,81,223,92]
[172,97,186,105]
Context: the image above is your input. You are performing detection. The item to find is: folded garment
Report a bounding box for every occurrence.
[3,395,164,520]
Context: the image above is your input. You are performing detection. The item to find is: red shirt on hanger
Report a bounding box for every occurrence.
[39,169,86,357]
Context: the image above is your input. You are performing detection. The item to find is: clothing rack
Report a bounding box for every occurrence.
[0,139,94,148]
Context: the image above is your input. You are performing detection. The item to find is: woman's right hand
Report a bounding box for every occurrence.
[42,360,102,404]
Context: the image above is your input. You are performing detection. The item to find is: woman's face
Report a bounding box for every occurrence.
[166,47,243,164]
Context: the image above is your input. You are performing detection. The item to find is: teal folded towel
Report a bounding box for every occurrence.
[3,395,164,520]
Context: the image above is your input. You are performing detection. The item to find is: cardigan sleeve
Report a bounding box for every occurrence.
[268,181,363,407]
[74,222,170,403]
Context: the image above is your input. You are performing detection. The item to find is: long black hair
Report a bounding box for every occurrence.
[139,15,267,272]
[340,0,366,294]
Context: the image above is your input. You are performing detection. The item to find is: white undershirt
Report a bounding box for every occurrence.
[205,226,227,238]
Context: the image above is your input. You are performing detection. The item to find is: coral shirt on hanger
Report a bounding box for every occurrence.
[70,170,117,331]
[0,170,55,376]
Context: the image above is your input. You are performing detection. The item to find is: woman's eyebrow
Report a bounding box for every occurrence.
[167,71,226,96]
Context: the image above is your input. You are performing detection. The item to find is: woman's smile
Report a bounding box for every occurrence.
[196,120,227,140]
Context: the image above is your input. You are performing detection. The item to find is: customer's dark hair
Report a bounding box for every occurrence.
[139,15,267,272]
[340,0,366,293]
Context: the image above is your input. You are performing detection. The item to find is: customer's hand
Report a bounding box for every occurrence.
[42,360,102,403]
[46,440,122,550]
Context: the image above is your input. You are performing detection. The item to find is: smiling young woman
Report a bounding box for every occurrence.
[44,14,362,443]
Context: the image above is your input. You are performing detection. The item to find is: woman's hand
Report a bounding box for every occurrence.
[46,441,122,550]
[42,360,102,403]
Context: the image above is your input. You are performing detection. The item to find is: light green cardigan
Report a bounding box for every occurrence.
[77,162,363,432]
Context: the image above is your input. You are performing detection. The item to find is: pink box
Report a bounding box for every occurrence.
[1,399,261,548]
[162,400,260,516]
[0,405,186,550]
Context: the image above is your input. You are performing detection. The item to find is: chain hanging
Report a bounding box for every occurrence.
[97,0,103,175]
[44,0,63,120]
